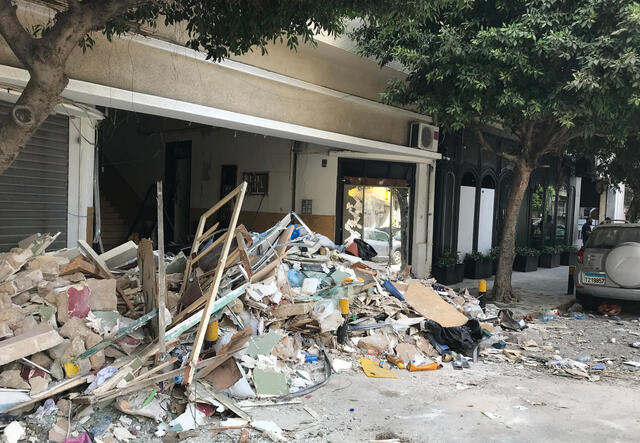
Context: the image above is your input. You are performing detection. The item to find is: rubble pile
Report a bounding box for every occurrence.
[0,185,536,442]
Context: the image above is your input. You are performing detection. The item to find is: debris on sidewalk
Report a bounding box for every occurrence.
[1,181,587,441]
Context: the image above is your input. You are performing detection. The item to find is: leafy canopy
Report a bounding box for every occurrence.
[354,0,640,154]
[92,0,395,60]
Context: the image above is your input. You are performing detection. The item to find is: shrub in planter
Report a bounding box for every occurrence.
[539,246,561,268]
[513,247,540,272]
[432,251,460,285]
[560,245,578,266]
[455,261,465,282]
[464,251,492,279]
[488,246,500,275]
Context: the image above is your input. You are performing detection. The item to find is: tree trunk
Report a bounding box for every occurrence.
[0,67,68,174]
[492,162,532,302]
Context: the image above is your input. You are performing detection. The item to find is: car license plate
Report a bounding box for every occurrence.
[584,273,606,285]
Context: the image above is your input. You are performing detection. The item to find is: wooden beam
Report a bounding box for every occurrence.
[156,181,167,354]
[138,238,156,320]
[0,324,64,366]
[197,221,220,245]
[191,230,229,265]
[78,240,137,315]
[235,230,252,278]
[182,182,247,386]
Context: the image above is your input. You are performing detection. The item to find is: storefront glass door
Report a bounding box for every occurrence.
[342,185,409,268]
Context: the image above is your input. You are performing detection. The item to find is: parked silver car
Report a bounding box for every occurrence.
[576,221,640,303]
[363,228,402,265]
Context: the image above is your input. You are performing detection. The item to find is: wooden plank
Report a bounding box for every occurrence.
[0,324,64,366]
[235,230,252,278]
[76,346,243,404]
[191,230,228,265]
[78,240,137,315]
[196,222,220,245]
[156,182,167,354]
[403,282,468,327]
[183,182,247,386]
[59,256,100,277]
[138,238,156,319]
[5,376,89,412]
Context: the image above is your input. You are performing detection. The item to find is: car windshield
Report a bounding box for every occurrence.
[587,227,640,249]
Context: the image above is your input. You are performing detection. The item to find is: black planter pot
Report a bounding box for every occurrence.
[455,263,465,282]
[539,253,561,268]
[560,251,577,266]
[433,265,458,285]
[514,255,538,272]
[491,261,498,275]
[464,259,492,279]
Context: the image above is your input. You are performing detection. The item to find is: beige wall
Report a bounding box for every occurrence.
[0,4,423,147]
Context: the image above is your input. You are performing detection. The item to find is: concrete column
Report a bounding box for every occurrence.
[412,161,436,278]
[67,117,96,247]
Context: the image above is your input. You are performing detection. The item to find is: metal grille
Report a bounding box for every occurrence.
[0,101,69,251]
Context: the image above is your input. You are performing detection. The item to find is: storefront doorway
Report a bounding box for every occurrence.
[336,159,415,269]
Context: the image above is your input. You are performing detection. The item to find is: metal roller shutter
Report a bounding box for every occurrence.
[0,101,69,251]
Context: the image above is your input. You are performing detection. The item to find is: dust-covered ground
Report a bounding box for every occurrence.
[15,267,640,442]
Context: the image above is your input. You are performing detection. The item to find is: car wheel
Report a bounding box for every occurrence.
[392,250,402,265]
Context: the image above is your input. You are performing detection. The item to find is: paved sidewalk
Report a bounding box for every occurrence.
[452,265,571,296]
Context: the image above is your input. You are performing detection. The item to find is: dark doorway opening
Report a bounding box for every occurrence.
[165,141,192,245]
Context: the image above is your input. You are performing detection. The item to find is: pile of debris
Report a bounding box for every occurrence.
[1,182,507,442]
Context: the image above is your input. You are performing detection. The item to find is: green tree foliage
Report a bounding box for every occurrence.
[353,0,640,300]
[0,0,389,174]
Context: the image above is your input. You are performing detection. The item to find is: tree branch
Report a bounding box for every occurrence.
[41,0,154,62]
[0,0,35,68]
[474,127,521,163]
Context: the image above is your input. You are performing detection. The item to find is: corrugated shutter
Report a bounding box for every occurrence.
[0,101,69,251]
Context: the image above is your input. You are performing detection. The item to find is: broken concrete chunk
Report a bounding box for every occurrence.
[0,369,30,389]
[99,241,138,269]
[3,421,26,443]
[0,269,43,297]
[85,333,106,371]
[0,322,13,339]
[12,314,38,336]
[19,232,60,256]
[0,248,33,281]
[48,418,69,443]
[0,306,26,329]
[47,338,71,361]
[272,302,313,318]
[0,324,64,366]
[27,254,69,279]
[29,375,49,396]
[86,278,117,311]
[30,352,53,370]
[67,284,90,319]
[356,333,391,353]
[11,290,35,305]
[59,317,92,339]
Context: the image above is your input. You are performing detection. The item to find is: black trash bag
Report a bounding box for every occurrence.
[425,319,482,357]
[345,238,378,260]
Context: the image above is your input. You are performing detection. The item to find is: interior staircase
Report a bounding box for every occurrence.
[99,195,131,252]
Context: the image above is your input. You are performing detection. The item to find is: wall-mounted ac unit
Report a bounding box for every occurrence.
[409,122,439,152]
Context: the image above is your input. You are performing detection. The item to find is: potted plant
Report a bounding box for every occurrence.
[560,244,578,266]
[454,254,465,283]
[488,246,500,275]
[538,246,561,268]
[432,251,459,285]
[464,251,492,279]
[513,247,540,272]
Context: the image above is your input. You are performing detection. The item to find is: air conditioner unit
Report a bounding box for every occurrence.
[409,122,439,152]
